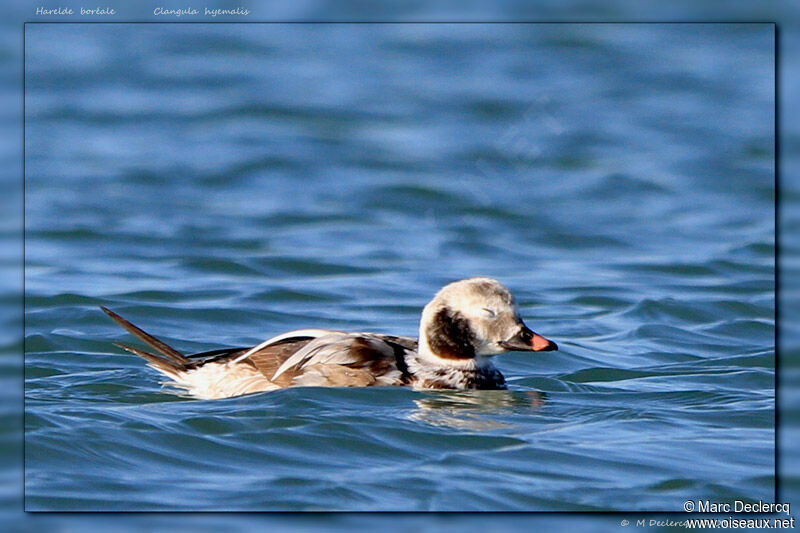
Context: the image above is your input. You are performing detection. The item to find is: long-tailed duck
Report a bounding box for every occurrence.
[102,277,557,400]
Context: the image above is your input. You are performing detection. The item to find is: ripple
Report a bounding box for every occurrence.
[23,22,775,512]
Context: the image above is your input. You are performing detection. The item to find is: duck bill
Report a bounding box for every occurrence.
[500,327,558,352]
[530,332,558,351]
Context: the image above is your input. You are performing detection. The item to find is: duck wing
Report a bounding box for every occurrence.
[102,305,418,390]
[172,330,417,388]
[268,332,417,387]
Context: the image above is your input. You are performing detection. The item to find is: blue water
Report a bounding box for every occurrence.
[24,23,774,511]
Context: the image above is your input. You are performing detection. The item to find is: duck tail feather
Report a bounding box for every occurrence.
[101,306,190,364]
[114,342,187,374]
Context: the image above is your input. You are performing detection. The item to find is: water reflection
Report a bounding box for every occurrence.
[409,389,545,430]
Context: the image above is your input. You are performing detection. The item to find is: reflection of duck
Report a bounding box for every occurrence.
[102,277,557,400]
[410,390,546,430]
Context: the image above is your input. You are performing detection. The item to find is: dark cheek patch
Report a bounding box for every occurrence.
[426,307,476,359]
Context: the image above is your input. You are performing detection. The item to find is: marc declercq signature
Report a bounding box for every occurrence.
[619,500,794,529]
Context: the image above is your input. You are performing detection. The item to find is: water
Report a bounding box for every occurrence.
[24,23,774,511]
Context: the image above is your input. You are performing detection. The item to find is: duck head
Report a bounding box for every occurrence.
[418,277,557,364]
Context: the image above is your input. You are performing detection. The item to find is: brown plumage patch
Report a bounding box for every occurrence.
[344,336,397,376]
[179,338,318,388]
[245,338,315,387]
[380,336,416,384]
[426,307,476,359]
[247,335,411,387]
[301,364,378,387]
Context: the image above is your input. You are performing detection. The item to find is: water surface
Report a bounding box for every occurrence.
[24,23,774,511]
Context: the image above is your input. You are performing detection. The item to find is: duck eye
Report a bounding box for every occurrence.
[481,307,497,318]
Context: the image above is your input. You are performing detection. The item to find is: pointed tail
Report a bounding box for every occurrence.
[101,306,192,374]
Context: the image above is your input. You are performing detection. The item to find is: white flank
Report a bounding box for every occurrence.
[150,361,278,400]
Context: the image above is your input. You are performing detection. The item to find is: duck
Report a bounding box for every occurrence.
[101,277,557,400]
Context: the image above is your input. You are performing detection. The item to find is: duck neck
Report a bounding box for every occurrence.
[416,332,492,371]
[409,334,503,390]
